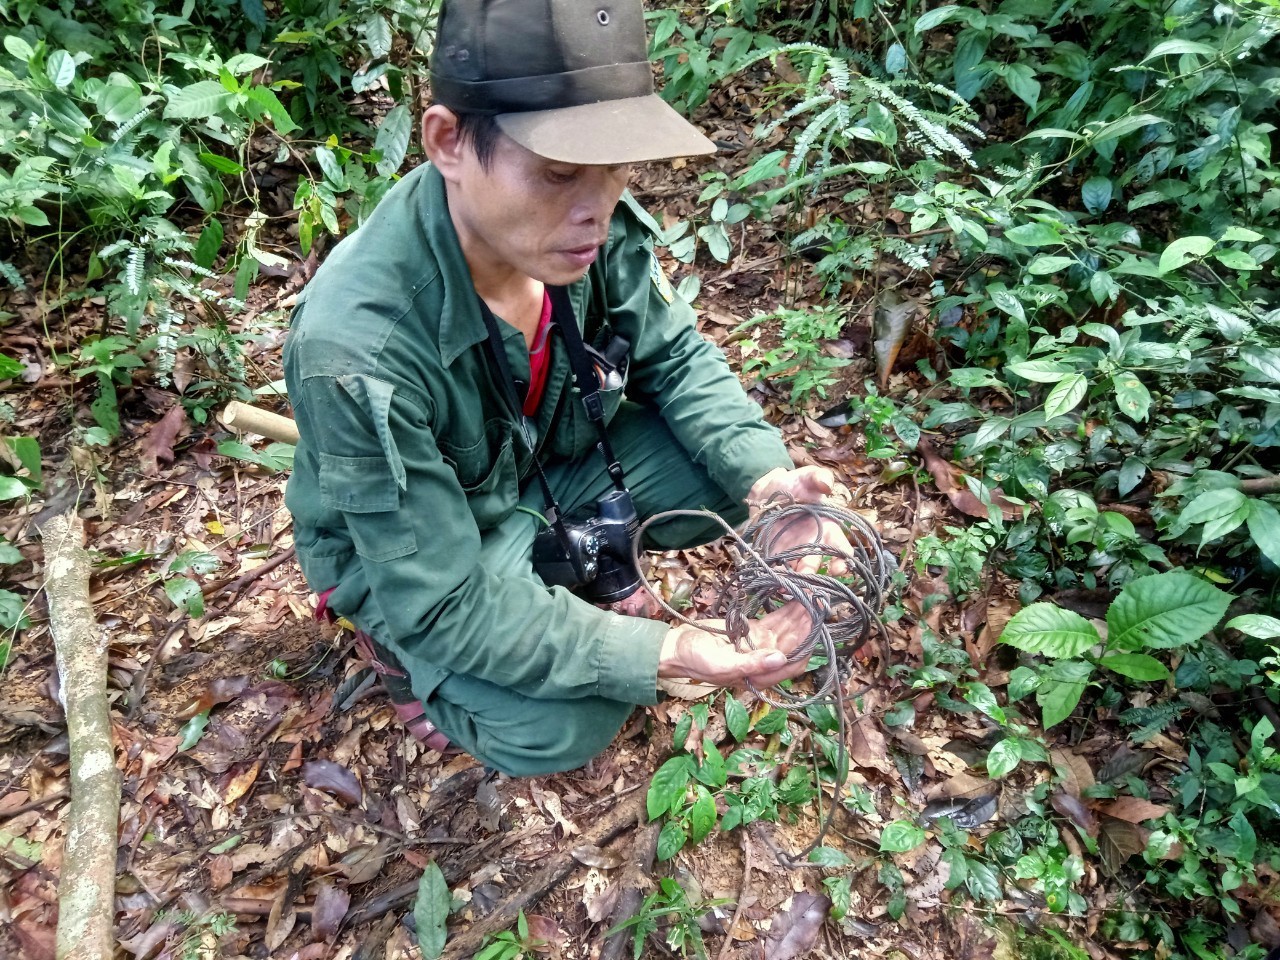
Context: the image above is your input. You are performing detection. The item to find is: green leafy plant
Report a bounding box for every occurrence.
[475,911,545,960]
[1000,571,1232,727]
[738,306,851,407]
[605,875,729,960]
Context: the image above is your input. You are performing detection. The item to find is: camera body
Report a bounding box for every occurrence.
[532,488,641,602]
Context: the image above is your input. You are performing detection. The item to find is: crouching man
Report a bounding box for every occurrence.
[283,0,844,776]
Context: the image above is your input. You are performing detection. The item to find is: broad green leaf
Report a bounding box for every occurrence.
[1246,499,1280,569]
[8,437,40,482]
[1007,359,1073,383]
[0,354,25,381]
[1180,488,1248,527]
[884,42,907,75]
[990,288,1025,320]
[1036,660,1093,728]
[1141,39,1218,61]
[1157,236,1214,274]
[178,709,210,750]
[1019,128,1084,142]
[656,819,687,861]
[1099,653,1169,681]
[809,846,854,868]
[0,543,21,565]
[1081,177,1113,213]
[1222,226,1263,243]
[243,85,300,134]
[942,847,968,889]
[987,738,1021,779]
[164,80,233,119]
[689,786,716,844]
[1027,255,1077,275]
[966,860,1002,901]
[413,862,450,960]
[1118,457,1147,497]
[647,755,693,820]
[1088,114,1169,145]
[1008,665,1041,701]
[999,62,1040,109]
[1112,372,1151,422]
[879,820,927,853]
[1106,572,1231,652]
[1089,270,1119,304]
[364,15,394,58]
[1240,346,1280,383]
[199,152,246,175]
[4,36,34,61]
[375,104,412,176]
[1214,249,1260,271]
[224,53,270,75]
[97,81,142,123]
[1001,603,1101,658]
[964,682,1006,723]
[46,50,75,89]
[725,695,749,742]
[914,6,974,32]
[1044,373,1088,420]
[164,576,204,619]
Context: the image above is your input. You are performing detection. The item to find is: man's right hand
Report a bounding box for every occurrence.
[657,602,812,690]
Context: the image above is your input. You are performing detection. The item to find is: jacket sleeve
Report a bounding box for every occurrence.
[604,200,792,502]
[287,362,668,706]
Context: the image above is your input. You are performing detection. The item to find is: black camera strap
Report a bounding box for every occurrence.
[545,285,628,493]
[475,288,630,583]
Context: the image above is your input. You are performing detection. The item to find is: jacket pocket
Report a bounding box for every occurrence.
[318,453,417,562]
[458,433,518,530]
[440,418,520,530]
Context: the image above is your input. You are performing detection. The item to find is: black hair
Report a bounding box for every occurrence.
[453,111,501,171]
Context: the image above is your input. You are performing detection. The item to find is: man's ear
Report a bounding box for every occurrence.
[421,105,465,179]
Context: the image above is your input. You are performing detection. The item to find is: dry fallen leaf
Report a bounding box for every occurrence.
[141,402,187,475]
[301,760,362,806]
[309,881,350,941]
[1099,797,1169,824]
[917,437,1021,521]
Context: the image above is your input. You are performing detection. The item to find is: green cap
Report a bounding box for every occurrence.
[430,0,716,165]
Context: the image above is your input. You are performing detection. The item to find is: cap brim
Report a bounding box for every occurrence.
[495,95,716,165]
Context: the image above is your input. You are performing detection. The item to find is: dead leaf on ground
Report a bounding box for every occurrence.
[1051,749,1096,796]
[1098,816,1149,872]
[141,402,187,475]
[848,712,893,773]
[310,881,350,941]
[917,437,1021,520]
[301,760,362,805]
[1051,790,1099,837]
[1099,797,1169,824]
[764,892,831,960]
[873,294,916,389]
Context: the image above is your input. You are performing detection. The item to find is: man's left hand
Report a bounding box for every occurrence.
[745,466,855,577]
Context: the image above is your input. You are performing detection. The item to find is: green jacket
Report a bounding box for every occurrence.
[283,163,790,707]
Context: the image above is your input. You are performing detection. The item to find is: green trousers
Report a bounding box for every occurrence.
[413,401,747,776]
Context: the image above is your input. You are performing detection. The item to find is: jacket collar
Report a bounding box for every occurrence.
[418,165,493,369]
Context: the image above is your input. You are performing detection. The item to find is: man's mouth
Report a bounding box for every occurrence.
[561,243,602,267]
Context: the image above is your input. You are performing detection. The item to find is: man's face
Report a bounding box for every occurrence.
[442,129,633,287]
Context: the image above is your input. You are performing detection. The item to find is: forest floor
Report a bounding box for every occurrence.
[0,87,1194,960]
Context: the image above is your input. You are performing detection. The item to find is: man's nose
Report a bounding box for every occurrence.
[570,168,629,226]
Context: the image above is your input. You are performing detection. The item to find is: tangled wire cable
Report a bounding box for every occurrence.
[632,497,896,864]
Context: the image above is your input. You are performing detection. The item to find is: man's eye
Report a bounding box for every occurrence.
[547,169,577,184]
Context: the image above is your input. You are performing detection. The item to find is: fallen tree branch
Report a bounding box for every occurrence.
[441,789,647,960]
[599,815,660,960]
[218,400,300,445]
[43,512,121,960]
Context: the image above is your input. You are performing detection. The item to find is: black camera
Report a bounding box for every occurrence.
[532,488,641,602]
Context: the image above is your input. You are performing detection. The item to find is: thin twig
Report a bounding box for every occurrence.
[715,832,753,960]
